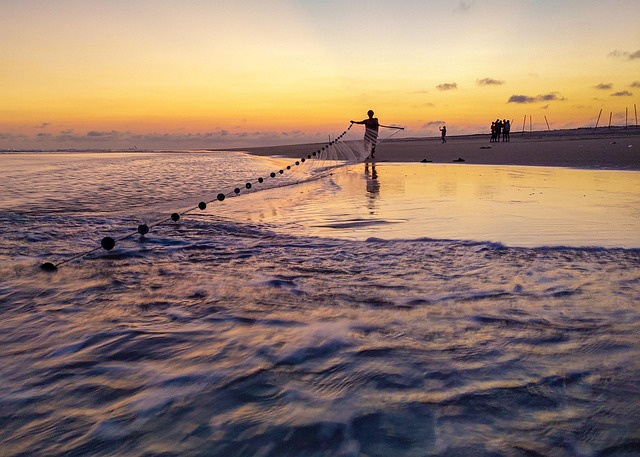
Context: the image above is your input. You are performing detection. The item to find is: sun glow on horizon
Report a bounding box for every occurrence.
[1,0,639,149]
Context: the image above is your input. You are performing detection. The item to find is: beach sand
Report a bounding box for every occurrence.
[239,127,640,169]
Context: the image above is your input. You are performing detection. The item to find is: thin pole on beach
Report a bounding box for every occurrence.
[595,109,602,128]
[635,104,638,126]
[522,115,526,132]
[544,116,551,131]
[529,115,532,133]
[626,107,628,128]
[608,112,612,128]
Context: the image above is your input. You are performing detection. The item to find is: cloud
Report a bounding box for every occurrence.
[594,83,613,90]
[436,83,457,91]
[477,78,504,86]
[0,132,28,141]
[0,128,344,150]
[611,91,633,97]
[422,121,446,128]
[508,95,535,104]
[457,1,474,12]
[609,49,640,60]
[410,102,435,109]
[86,130,126,139]
[508,92,565,104]
[631,81,640,88]
[539,93,565,101]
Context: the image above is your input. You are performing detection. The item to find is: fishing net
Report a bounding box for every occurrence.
[41,122,403,270]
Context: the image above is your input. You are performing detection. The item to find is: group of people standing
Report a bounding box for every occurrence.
[351,110,517,161]
[490,119,511,142]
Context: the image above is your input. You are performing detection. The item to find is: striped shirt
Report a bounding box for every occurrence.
[363,118,379,146]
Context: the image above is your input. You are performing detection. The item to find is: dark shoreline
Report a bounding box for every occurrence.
[236,127,640,170]
[2,127,639,169]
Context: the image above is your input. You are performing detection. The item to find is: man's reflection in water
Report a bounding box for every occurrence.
[364,162,380,214]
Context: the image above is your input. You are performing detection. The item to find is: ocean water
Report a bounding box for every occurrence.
[1,151,639,457]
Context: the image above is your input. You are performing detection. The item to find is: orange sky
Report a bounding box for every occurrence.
[1,0,639,149]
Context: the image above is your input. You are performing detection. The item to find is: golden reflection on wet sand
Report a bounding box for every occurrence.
[215,163,640,248]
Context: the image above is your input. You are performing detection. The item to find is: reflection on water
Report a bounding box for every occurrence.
[364,162,380,214]
[1,153,639,456]
[215,163,640,248]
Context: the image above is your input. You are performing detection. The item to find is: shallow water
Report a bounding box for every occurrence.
[1,152,639,456]
[211,162,640,248]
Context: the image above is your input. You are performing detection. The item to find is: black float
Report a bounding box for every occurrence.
[39,124,356,270]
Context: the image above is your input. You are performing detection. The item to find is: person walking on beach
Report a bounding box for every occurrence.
[439,125,447,143]
[351,110,402,160]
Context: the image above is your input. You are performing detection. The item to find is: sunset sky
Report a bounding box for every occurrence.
[1,0,639,150]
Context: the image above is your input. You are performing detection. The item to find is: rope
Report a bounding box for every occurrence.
[378,125,404,144]
[40,124,365,271]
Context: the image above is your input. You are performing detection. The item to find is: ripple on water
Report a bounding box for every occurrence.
[1,156,640,456]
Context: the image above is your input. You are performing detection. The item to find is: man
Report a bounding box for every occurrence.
[351,110,402,159]
[439,125,447,143]
[502,119,510,142]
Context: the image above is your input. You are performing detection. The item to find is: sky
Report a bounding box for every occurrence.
[1,0,639,150]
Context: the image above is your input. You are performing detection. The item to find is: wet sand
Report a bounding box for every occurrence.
[240,127,640,170]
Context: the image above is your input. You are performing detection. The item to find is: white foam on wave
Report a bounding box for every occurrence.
[273,320,354,366]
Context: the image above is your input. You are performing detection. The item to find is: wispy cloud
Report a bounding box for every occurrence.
[456,0,474,12]
[0,128,342,150]
[477,78,504,86]
[538,93,565,101]
[508,92,565,104]
[86,130,127,139]
[437,83,458,91]
[630,81,640,88]
[594,83,613,90]
[422,121,446,128]
[0,132,28,141]
[608,49,640,60]
[611,91,633,97]
[508,95,535,104]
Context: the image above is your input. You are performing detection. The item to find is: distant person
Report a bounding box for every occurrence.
[495,119,503,142]
[351,110,403,160]
[439,125,447,143]
[490,122,497,142]
[503,119,511,142]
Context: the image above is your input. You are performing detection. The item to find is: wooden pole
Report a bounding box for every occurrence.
[635,104,638,126]
[522,114,526,132]
[608,112,612,128]
[626,107,628,128]
[529,115,532,133]
[595,108,602,128]
[544,116,551,131]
